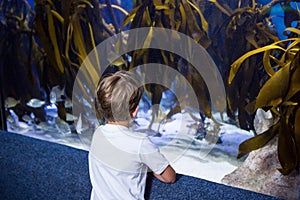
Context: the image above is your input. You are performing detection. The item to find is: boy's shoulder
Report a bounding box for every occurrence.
[94,124,150,145]
[90,124,157,166]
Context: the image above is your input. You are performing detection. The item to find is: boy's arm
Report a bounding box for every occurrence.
[153,165,176,183]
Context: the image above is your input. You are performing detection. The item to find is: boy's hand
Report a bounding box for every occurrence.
[153,165,176,183]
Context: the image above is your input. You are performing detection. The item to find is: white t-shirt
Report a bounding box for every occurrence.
[89,124,169,200]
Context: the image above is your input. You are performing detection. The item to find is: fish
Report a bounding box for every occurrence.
[55,118,71,135]
[36,122,56,132]
[4,97,20,108]
[9,109,19,123]
[50,85,66,104]
[64,99,73,108]
[75,114,88,134]
[22,114,33,123]
[26,98,45,108]
[9,121,31,134]
[66,113,78,121]
[76,114,83,134]
[6,115,14,123]
[30,112,35,119]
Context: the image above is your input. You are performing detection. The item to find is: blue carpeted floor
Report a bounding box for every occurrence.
[0,131,281,200]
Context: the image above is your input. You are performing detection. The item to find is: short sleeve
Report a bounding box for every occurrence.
[139,137,169,174]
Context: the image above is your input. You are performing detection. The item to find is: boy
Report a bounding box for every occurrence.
[89,71,176,200]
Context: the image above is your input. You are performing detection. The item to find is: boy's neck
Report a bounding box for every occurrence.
[108,121,129,128]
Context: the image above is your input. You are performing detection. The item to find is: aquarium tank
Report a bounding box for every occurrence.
[0,0,299,198]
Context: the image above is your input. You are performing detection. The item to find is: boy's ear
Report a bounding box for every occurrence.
[132,105,139,118]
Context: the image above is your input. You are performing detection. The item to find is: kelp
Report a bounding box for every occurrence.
[123,0,210,64]
[237,121,280,159]
[0,0,44,120]
[204,0,300,174]
[0,0,132,123]
[121,0,212,128]
[230,27,300,175]
[34,0,110,119]
[209,0,300,131]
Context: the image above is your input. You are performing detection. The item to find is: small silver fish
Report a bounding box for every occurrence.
[75,113,88,134]
[9,109,19,123]
[5,97,20,108]
[36,122,56,132]
[50,85,66,104]
[6,115,14,123]
[64,99,73,108]
[9,121,31,134]
[22,114,33,123]
[66,113,78,121]
[26,98,45,108]
[55,118,71,135]
[30,112,35,119]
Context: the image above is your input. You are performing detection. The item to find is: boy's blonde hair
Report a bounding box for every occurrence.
[95,71,143,122]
